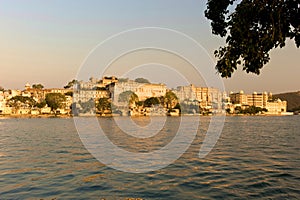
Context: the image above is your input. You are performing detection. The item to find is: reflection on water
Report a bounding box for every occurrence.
[0,116,299,199]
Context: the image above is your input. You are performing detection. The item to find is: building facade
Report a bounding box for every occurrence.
[172,84,225,110]
[228,91,287,114]
[109,80,167,103]
[229,91,270,107]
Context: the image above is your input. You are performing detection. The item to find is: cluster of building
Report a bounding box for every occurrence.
[0,76,291,116]
[0,84,73,115]
[226,91,290,115]
[73,77,226,116]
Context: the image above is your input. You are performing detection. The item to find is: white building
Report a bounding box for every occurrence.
[266,99,287,115]
[229,91,270,108]
[173,84,225,110]
[228,91,288,115]
[73,89,110,103]
[109,80,167,103]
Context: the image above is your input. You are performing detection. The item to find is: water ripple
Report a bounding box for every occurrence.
[0,116,299,199]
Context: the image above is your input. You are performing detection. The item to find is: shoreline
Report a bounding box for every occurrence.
[0,114,72,119]
[0,113,297,119]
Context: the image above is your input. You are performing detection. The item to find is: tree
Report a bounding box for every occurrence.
[8,96,36,108]
[180,101,200,114]
[65,91,73,97]
[0,86,4,92]
[45,93,66,110]
[226,108,231,114]
[164,91,178,109]
[135,78,150,83]
[118,91,139,105]
[64,79,78,89]
[144,97,160,107]
[118,78,129,83]
[205,0,299,77]
[96,97,111,114]
[36,99,47,108]
[94,87,106,91]
[32,84,44,89]
[173,103,181,113]
[79,99,95,114]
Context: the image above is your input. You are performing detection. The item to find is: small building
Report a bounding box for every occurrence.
[73,89,110,103]
[0,106,12,115]
[31,109,40,115]
[41,107,51,114]
[229,91,270,108]
[266,99,287,115]
[15,108,31,115]
[55,108,70,115]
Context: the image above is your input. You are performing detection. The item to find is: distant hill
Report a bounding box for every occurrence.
[273,91,300,111]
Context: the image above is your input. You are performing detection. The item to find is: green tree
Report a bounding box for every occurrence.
[64,79,78,89]
[164,91,178,109]
[96,98,111,114]
[205,0,299,77]
[144,97,160,107]
[173,103,181,112]
[79,99,96,113]
[36,99,47,108]
[243,106,267,114]
[118,91,139,105]
[118,78,129,83]
[32,84,44,89]
[234,106,242,114]
[135,78,150,83]
[65,91,73,97]
[137,101,144,107]
[94,87,106,91]
[226,108,231,114]
[45,93,66,110]
[8,96,36,108]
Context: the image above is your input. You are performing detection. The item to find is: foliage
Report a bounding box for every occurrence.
[158,96,165,106]
[173,103,182,113]
[94,87,106,91]
[45,93,66,110]
[118,91,139,105]
[180,102,200,114]
[234,106,267,114]
[0,86,4,91]
[8,96,36,108]
[144,97,160,107]
[96,98,111,114]
[79,99,95,113]
[164,91,178,109]
[36,99,47,108]
[65,91,73,97]
[64,79,78,89]
[118,78,129,82]
[205,0,300,77]
[32,83,44,89]
[137,101,144,107]
[225,108,231,114]
[135,78,150,83]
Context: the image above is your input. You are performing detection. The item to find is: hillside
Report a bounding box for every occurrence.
[273,91,300,111]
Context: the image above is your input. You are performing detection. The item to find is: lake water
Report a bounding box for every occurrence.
[0,116,299,199]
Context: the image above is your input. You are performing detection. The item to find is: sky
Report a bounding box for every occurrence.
[0,0,299,94]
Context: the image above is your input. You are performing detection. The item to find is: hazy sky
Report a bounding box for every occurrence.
[0,0,299,93]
